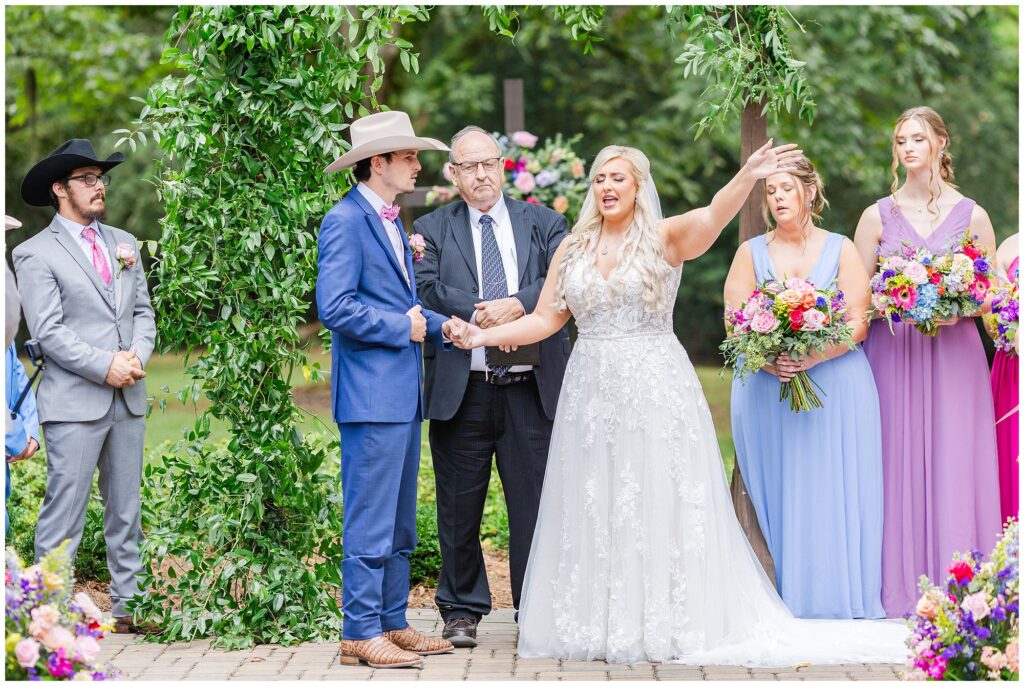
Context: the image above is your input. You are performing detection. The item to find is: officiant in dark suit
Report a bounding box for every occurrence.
[412,126,570,647]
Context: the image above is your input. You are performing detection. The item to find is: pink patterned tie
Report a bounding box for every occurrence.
[81,227,111,285]
[380,204,400,222]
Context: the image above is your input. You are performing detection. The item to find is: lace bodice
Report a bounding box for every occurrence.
[564,254,682,338]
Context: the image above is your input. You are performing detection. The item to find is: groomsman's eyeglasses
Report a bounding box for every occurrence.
[452,157,502,175]
[65,173,111,188]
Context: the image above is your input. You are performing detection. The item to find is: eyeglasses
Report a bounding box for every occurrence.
[65,173,111,188]
[452,157,501,175]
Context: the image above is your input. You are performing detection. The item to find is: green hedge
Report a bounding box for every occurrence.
[7,457,110,583]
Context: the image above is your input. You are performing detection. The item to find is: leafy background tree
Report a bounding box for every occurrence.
[3,4,1017,646]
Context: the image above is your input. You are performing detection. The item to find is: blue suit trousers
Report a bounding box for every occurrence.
[339,420,421,639]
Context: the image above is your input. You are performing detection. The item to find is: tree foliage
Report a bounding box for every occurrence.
[121,5,433,649]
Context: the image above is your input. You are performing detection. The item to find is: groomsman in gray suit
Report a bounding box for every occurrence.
[13,139,154,633]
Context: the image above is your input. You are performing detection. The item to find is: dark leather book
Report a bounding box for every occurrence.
[486,343,540,366]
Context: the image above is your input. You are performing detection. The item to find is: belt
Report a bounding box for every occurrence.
[468,370,534,387]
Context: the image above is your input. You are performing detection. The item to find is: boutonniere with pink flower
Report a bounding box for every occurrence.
[408,233,426,263]
[114,243,137,278]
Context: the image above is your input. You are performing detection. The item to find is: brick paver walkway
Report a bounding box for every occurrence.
[101,609,905,681]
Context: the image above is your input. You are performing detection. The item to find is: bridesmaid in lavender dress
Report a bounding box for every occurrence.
[854,106,1001,618]
[988,233,1018,522]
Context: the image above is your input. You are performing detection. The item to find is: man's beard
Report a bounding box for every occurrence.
[70,193,107,222]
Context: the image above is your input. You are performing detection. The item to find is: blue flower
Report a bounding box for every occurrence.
[891,312,902,323]
[974,258,990,274]
[922,256,932,266]
[882,269,896,280]
[816,296,827,307]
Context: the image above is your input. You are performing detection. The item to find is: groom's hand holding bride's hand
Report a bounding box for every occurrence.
[446,316,486,350]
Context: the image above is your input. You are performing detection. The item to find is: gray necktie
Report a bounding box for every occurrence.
[479,214,509,378]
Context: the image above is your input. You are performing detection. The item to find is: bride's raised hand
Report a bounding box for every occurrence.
[744,139,803,180]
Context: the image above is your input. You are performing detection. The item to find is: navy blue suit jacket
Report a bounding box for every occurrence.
[316,189,448,424]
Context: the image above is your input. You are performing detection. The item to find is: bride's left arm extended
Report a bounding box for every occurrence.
[660,140,803,263]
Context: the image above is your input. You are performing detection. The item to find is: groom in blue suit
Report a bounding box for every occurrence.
[317,111,455,669]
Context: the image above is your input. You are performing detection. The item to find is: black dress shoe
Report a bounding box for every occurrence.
[442,617,478,648]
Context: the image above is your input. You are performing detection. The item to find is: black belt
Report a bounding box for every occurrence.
[468,370,534,386]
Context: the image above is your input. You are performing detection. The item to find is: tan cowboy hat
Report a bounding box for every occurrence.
[5,215,22,231]
[324,110,449,173]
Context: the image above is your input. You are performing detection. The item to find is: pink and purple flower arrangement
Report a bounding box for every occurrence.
[5,542,119,681]
[984,277,1018,354]
[903,519,1018,681]
[721,277,854,412]
[871,234,991,337]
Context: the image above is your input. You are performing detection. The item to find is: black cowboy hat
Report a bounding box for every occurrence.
[20,138,125,207]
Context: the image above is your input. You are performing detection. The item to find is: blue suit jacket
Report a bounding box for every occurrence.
[316,189,448,424]
[5,342,39,456]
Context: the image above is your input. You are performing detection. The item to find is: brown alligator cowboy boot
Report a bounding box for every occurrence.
[384,626,455,656]
[339,636,424,669]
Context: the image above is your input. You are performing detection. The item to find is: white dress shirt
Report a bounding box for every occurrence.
[55,212,119,311]
[356,182,409,285]
[467,195,531,373]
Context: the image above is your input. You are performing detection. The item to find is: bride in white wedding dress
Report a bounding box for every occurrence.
[447,144,908,666]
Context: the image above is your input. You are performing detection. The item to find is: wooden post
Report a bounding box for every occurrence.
[739,98,768,242]
[730,96,777,590]
[503,78,524,133]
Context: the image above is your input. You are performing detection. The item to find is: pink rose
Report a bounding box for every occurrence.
[763,281,784,296]
[1006,642,1018,672]
[916,594,939,619]
[961,591,991,620]
[904,261,929,284]
[871,292,888,311]
[514,171,536,194]
[749,311,780,334]
[114,243,137,269]
[776,289,804,308]
[552,196,569,214]
[511,131,538,148]
[408,233,426,263]
[784,277,812,292]
[74,635,101,663]
[73,592,103,624]
[801,308,827,331]
[570,160,585,179]
[40,625,75,653]
[29,604,61,637]
[15,638,40,668]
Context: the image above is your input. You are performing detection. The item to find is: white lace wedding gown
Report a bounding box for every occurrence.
[516,255,908,666]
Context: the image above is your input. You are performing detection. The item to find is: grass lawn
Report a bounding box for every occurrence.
[138,345,736,477]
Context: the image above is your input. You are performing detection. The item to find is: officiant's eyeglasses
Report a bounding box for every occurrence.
[452,157,502,175]
[65,173,111,188]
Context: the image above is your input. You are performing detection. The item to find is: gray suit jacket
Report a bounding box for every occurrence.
[12,217,155,423]
[413,197,571,421]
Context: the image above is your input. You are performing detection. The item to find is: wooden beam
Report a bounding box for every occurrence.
[503,78,524,133]
[738,99,768,243]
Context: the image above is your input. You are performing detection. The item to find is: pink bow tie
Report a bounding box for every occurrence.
[380,204,400,222]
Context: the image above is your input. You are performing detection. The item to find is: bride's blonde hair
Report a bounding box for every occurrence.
[552,145,668,313]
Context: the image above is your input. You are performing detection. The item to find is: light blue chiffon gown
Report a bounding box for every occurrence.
[730,232,885,619]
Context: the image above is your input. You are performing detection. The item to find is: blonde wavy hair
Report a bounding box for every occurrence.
[551,146,669,313]
[890,106,958,221]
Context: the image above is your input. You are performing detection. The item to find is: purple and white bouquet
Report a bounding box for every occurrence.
[5,542,118,681]
[427,130,589,222]
[903,520,1019,681]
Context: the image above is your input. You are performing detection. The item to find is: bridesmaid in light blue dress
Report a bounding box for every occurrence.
[724,157,884,619]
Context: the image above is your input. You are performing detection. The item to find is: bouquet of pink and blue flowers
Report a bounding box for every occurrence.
[903,520,1019,681]
[721,277,854,412]
[984,278,1018,354]
[871,234,991,337]
[5,543,118,681]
